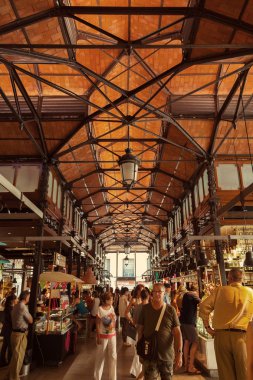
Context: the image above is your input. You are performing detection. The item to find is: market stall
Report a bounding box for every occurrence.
[34,271,83,365]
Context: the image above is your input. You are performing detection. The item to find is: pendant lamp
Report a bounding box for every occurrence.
[244,251,253,267]
[118,125,140,189]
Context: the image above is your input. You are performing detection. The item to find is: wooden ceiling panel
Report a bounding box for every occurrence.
[215,120,253,156]
[205,0,245,19]
[0,0,16,26]
[12,0,54,17]
[242,0,253,23]
[0,140,40,156]
[166,124,202,154]
[0,75,14,96]
[14,74,39,96]
[89,86,122,113]
[74,13,128,40]
[169,73,216,95]
[182,65,219,75]
[40,74,89,95]
[0,120,42,155]
[41,122,82,140]
[65,127,89,149]
[190,19,233,59]
[137,43,182,76]
[134,120,162,136]
[59,163,82,183]
[87,192,105,205]
[0,30,26,44]
[136,85,167,109]
[76,48,120,77]
[177,119,213,151]
[0,63,9,74]
[38,64,80,75]
[130,14,160,41]
[84,173,103,189]
[42,121,80,152]
[159,15,184,32]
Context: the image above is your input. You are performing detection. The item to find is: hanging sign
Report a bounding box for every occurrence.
[53,252,66,268]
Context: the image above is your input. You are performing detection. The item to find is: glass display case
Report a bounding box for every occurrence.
[35,307,73,334]
[196,316,218,377]
[34,306,76,365]
[197,316,212,339]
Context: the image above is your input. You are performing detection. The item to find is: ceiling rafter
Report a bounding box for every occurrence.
[0,58,122,122]
[2,47,253,160]
[0,87,45,158]
[208,68,250,155]
[2,6,253,36]
[8,67,48,158]
[213,67,253,156]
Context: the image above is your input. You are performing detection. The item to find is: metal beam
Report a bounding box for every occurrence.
[218,182,253,217]
[4,43,253,49]
[9,67,48,157]
[68,166,182,187]
[79,187,177,202]
[208,69,249,154]
[2,6,253,35]
[0,213,40,220]
[2,47,253,159]
[0,88,46,158]
[130,107,206,157]
[0,174,43,219]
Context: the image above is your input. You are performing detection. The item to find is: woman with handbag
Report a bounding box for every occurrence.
[129,288,150,379]
[125,284,144,377]
[94,292,117,380]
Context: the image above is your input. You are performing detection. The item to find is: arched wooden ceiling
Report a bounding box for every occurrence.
[1,0,253,252]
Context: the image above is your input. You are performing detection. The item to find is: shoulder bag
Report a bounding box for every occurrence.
[136,303,166,361]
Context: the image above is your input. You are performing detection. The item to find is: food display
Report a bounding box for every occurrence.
[35,307,73,334]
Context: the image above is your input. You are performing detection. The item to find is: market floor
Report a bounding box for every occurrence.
[0,334,214,380]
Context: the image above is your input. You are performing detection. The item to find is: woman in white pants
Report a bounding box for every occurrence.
[94,292,117,380]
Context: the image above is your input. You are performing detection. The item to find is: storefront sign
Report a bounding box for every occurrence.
[53,252,66,268]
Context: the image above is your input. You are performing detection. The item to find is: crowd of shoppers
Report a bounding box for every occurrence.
[1,268,253,380]
[91,269,253,380]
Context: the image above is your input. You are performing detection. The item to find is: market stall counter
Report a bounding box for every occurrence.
[34,272,82,365]
[195,317,218,378]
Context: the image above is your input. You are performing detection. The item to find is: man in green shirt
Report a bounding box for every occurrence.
[138,283,182,380]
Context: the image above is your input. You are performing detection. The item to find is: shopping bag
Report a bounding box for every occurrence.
[126,322,137,340]
[136,332,158,360]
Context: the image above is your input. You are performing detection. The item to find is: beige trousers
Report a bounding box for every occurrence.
[8,332,27,380]
[214,330,247,380]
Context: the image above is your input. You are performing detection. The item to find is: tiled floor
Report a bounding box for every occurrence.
[0,333,214,380]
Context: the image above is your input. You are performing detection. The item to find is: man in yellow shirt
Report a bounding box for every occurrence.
[199,268,253,380]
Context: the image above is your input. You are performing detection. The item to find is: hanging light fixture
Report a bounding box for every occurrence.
[118,125,140,189]
[124,255,129,267]
[124,242,131,255]
[244,251,253,267]
[197,250,209,267]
